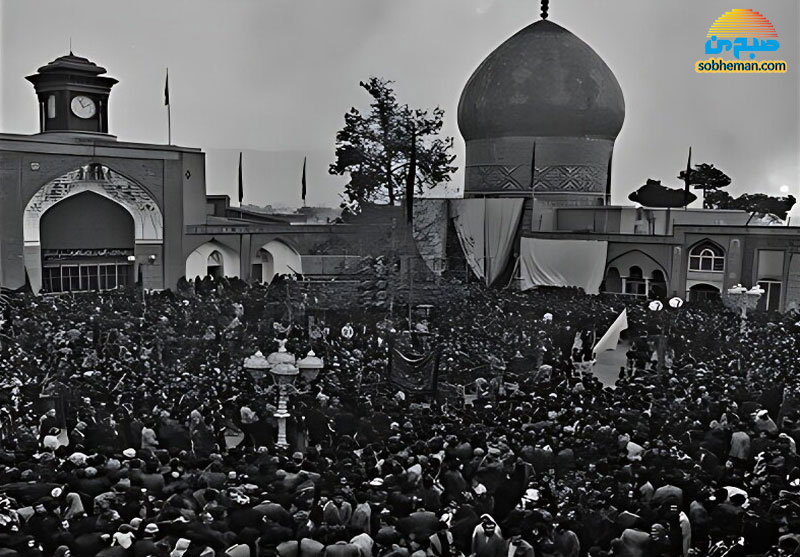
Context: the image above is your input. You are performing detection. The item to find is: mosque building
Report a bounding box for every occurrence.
[1,6,799,312]
[414,6,800,312]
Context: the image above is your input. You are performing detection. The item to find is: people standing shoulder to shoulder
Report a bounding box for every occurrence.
[505,528,534,557]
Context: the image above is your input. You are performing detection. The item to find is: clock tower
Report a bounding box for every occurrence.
[25,53,118,135]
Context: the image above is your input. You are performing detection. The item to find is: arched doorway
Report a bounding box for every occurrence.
[185,241,240,281]
[626,266,646,297]
[651,269,667,299]
[603,266,622,293]
[207,251,224,279]
[24,164,163,293]
[254,240,303,284]
[40,191,135,293]
[688,283,721,302]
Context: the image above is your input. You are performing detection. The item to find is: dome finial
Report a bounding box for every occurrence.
[541,0,549,19]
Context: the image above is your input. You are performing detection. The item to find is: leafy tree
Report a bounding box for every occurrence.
[706,190,796,220]
[330,77,457,205]
[678,163,731,208]
[628,178,696,208]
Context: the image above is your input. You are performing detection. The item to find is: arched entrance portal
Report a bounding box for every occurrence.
[40,192,135,293]
[24,163,164,293]
[185,241,240,281]
[253,240,303,284]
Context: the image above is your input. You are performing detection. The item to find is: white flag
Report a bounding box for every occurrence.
[593,309,628,354]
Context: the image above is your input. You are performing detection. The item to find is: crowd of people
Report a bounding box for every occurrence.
[0,275,800,557]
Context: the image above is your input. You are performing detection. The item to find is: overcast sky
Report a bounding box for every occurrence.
[1,0,798,212]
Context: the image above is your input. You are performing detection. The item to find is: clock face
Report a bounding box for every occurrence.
[71,96,97,119]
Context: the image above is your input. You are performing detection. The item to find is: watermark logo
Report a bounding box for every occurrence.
[696,9,787,74]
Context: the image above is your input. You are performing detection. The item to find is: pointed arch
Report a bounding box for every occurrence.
[23,165,163,294]
[254,239,303,283]
[605,249,669,281]
[24,164,163,245]
[186,240,240,281]
[688,239,725,272]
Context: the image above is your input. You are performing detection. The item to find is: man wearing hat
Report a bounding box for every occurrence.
[133,522,160,557]
[322,492,353,526]
[428,520,454,557]
[505,527,534,557]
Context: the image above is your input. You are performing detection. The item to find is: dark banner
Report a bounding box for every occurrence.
[387,341,442,399]
[43,248,134,261]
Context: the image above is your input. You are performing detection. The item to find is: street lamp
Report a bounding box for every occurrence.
[243,350,269,382]
[668,296,684,309]
[297,350,324,384]
[726,284,763,325]
[267,340,298,450]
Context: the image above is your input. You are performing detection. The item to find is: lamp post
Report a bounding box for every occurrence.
[726,284,764,332]
[648,296,684,373]
[266,340,298,450]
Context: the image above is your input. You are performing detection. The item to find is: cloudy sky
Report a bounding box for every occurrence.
[1,0,798,211]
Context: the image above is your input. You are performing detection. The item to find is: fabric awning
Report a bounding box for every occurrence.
[519,238,608,294]
[451,198,524,286]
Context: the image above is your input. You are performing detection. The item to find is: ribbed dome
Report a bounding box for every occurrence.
[458,20,625,141]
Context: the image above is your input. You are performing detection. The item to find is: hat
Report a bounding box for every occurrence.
[68,452,88,465]
[113,531,135,549]
[123,448,137,458]
[369,477,385,487]
[144,523,160,534]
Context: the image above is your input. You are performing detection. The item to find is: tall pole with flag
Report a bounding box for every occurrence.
[683,146,692,210]
[164,68,171,145]
[405,122,417,225]
[238,152,244,205]
[529,141,537,230]
[301,156,307,207]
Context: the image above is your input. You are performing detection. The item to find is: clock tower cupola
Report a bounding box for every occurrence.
[25,53,118,135]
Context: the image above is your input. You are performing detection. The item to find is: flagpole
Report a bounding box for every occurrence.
[165,68,172,146]
[302,156,307,208]
[530,141,537,230]
[683,146,692,210]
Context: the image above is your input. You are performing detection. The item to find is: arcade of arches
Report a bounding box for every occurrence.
[185,239,303,284]
[602,250,668,299]
[602,243,730,302]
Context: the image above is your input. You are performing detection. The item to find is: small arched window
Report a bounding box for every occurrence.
[689,242,724,272]
[207,251,223,266]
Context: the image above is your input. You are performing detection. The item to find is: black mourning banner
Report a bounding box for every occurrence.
[42,248,134,261]
[387,340,442,399]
